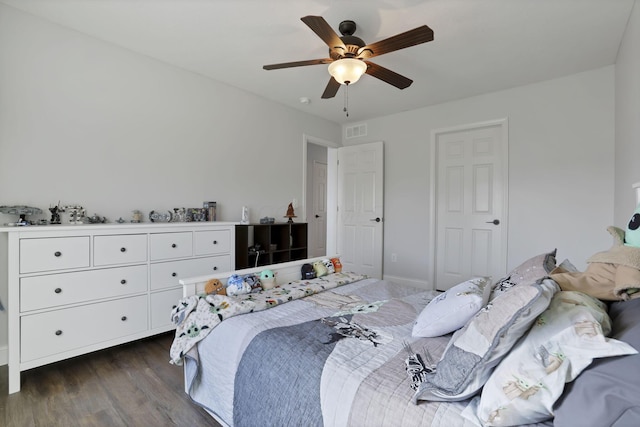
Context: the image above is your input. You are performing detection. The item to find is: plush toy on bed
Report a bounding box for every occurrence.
[260,269,277,290]
[225,274,252,296]
[204,278,226,296]
[550,203,640,301]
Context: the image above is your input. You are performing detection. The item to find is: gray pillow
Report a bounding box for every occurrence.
[554,298,640,427]
[490,249,557,300]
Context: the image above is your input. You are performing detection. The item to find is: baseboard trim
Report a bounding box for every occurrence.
[383,274,431,290]
[0,345,7,366]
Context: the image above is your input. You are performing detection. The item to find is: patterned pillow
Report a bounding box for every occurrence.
[412,277,491,338]
[553,297,640,427]
[413,278,558,402]
[474,291,638,426]
[490,249,557,300]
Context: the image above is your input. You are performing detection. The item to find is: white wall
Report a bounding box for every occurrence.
[615,0,640,224]
[0,5,340,364]
[0,5,340,224]
[345,67,615,288]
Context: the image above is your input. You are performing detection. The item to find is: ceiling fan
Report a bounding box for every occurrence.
[263,16,434,99]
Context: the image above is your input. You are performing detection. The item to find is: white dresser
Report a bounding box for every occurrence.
[0,222,236,393]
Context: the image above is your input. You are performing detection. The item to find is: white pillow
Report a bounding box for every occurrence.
[412,277,490,338]
[474,291,638,426]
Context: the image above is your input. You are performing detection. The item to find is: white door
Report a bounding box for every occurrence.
[338,141,384,278]
[309,161,327,257]
[433,121,508,291]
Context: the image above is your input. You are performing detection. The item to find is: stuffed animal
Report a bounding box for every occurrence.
[331,257,343,273]
[301,263,316,279]
[226,274,252,296]
[260,269,277,290]
[550,203,640,301]
[243,273,262,293]
[204,278,226,296]
[322,258,335,274]
[313,260,329,277]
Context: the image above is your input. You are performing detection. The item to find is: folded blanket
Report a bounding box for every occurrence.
[169,272,367,365]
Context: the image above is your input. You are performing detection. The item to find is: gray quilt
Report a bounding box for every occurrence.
[184,278,552,426]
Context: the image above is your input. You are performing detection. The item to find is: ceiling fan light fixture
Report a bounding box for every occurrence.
[328,58,367,85]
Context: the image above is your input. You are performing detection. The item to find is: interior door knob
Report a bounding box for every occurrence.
[486,219,500,225]
[315,214,320,218]
[370,217,381,223]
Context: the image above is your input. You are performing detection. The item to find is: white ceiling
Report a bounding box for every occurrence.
[2,0,635,124]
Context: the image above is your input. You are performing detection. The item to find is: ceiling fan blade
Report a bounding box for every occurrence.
[263,58,333,70]
[301,15,346,50]
[365,61,413,89]
[358,25,434,59]
[321,77,341,99]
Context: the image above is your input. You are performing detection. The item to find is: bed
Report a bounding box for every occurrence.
[169,247,640,427]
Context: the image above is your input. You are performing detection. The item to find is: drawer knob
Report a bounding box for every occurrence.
[171,243,177,248]
[54,288,62,294]
[121,316,127,321]
[54,251,62,257]
[213,240,218,245]
[171,272,177,277]
[120,279,127,285]
[55,330,63,336]
[213,266,218,271]
[120,247,126,252]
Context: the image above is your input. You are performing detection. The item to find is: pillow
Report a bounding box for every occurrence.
[490,249,557,300]
[413,278,558,402]
[412,277,491,338]
[554,297,640,427]
[475,291,638,426]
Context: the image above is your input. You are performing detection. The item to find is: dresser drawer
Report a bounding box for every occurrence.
[194,229,230,255]
[20,236,90,274]
[150,255,230,290]
[20,265,148,312]
[94,234,147,266]
[150,288,183,330]
[150,232,193,260]
[21,295,148,363]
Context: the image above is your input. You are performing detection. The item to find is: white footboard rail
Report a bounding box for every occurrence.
[179,255,338,297]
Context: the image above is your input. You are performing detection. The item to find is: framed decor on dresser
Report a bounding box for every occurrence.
[0,221,236,393]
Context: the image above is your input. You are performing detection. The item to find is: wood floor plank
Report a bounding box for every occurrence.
[1,333,221,427]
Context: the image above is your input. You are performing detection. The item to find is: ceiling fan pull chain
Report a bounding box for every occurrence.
[344,83,349,117]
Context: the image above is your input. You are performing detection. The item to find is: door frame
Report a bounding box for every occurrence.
[302,134,340,256]
[428,118,509,288]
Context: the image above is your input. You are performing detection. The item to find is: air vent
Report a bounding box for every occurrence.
[345,123,367,139]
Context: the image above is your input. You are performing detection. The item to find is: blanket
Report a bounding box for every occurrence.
[169,272,367,364]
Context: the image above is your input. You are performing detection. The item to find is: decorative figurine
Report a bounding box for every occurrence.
[60,205,85,224]
[241,206,249,224]
[0,205,43,226]
[131,210,143,223]
[85,213,107,224]
[49,203,61,224]
[172,208,186,222]
[284,203,297,223]
[149,210,173,222]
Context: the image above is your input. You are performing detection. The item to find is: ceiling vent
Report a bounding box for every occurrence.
[345,123,367,139]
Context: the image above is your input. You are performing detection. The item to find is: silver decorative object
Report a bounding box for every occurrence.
[149,210,173,222]
[0,205,43,226]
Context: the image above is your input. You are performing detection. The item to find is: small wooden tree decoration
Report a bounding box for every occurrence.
[284,203,297,223]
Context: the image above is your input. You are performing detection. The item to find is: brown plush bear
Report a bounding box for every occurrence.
[204,278,226,296]
[550,226,640,301]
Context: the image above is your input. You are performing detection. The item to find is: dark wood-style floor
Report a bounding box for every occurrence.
[0,333,222,427]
